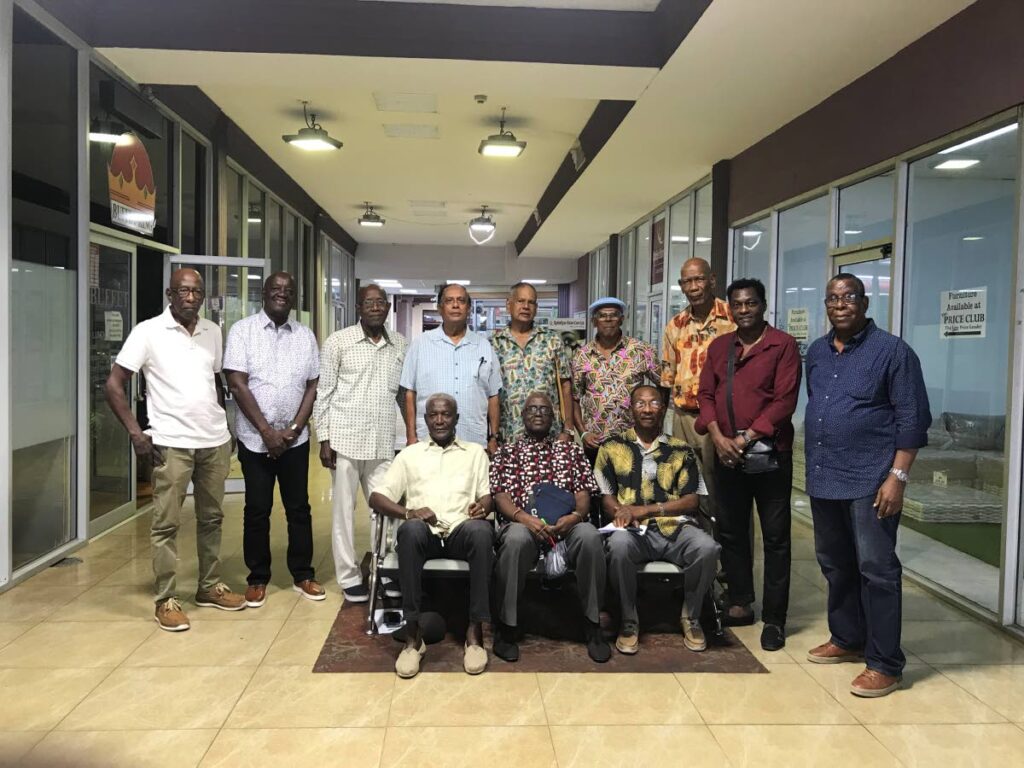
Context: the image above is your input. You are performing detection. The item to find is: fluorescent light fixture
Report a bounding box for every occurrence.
[247,217,262,224]
[523,279,547,285]
[940,124,1017,154]
[88,117,128,144]
[962,235,985,241]
[479,107,526,158]
[843,229,863,235]
[247,274,262,281]
[742,230,761,237]
[695,236,711,243]
[400,288,418,294]
[934,158,979,170]
[447,279,471,286]
[786,288,797,293]
[670,286,681,291]
[282,101,342,151]
[468,206,496,245]
[376,280,402,287]
[331,278,341,286]
[358,202,385,228]
[671,236,690,243]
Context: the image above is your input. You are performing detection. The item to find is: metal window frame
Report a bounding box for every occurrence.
[0,0,12,589]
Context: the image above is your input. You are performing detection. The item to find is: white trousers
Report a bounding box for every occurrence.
[330,455,392,588]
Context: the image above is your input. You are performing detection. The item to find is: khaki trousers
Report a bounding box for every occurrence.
[672,410,719,519]
[150,441,231,603]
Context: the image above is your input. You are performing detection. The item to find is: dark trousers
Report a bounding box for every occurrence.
[237,442,315,586]
[605,524,721,624]
[715,453,793,626]
[494,521,606,627]
[396,518,495,624]
[810,494,905,678]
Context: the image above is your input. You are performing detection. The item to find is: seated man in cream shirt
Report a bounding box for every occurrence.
[369,393,495,679]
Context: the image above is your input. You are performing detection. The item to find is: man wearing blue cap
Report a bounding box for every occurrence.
[571,296,661,462]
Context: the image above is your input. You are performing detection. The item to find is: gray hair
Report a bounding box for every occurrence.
[424,393,458,413]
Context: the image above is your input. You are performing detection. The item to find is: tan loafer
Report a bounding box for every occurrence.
[463,643,488,675]
[806,640,864,664]
[615,631,639,655]
[395,641,426,679]
[681,617,707,652]
[850,667,902,698]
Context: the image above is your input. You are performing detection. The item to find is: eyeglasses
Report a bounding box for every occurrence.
[361,299,388,309]
[523,405,554,416]
[823,293,863,307]
[633,399,663,410]
[171,287,205,298]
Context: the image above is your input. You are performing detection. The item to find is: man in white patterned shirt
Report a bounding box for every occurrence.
[224,272,323,608]
[314,284,408,603]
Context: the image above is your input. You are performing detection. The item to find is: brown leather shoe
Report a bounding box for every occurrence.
[195,582,247,611]
[293,579,326,601]
[806,640,864,664]
[850,667,902,698]
[681,617,707,652]
[244,584,267,608]
[155,597,190,632]
[615,623,639,655]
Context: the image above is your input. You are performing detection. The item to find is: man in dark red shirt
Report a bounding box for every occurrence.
[695,278,801,652]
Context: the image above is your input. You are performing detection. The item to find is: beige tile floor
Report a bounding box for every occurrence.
[1,460,1024,767]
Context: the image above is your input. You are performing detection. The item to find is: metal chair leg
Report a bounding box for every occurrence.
[365,512,386,636]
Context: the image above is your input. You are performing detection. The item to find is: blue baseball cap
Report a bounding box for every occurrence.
[588,296,626,315]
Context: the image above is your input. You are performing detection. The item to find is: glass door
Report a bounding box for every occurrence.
[166,255,270,493]
[833,244,892,331]
[89,235,137,534]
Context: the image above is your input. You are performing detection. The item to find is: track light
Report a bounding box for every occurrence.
[282,101,343,151]
[478,107,526,158]
[468,206,496,245]
[359,202,385,228]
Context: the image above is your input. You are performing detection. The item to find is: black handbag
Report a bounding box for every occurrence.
[726,339,780,475]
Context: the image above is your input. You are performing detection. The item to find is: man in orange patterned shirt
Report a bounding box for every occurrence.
[660,258,735,516]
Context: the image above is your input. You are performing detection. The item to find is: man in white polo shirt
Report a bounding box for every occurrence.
[106,268,246,631]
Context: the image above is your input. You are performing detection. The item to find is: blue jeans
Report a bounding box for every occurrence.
[810,495,905,677]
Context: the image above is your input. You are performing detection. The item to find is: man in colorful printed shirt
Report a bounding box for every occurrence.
[490,392,609,664]
[491,282,573,444]
[661,258,734,517]
[597,384,721,655]
[572,297,661,462]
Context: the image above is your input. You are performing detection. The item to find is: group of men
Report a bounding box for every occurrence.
[106,254,928,699]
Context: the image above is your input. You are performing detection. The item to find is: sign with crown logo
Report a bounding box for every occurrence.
[107,133,156,235]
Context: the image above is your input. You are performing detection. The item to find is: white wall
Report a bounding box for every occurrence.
[354,242,578,285]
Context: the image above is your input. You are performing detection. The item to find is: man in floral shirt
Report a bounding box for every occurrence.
[490,392,609,664]
[572,297,661,462]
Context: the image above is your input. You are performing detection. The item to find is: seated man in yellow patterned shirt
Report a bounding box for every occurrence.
[596,384,721,655]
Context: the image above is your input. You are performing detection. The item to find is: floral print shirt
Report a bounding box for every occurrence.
[489,435,598,512]
[571,335,661,443]
[661,297,735,411]
[492,325,571,443]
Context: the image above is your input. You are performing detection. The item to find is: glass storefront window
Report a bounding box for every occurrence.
[11,9,79,568]
[617,230,634,336]
[180,133,206,254]
[633,220,651,343]
[225,166,242,258]
[838,171,895,247]
[284,210,298,278]
[733,217,770,288]
[903,120,1019,613]
[267,197,282,271]
[694,183,713,264]
[667,196,691,317]
[247,183,265,261]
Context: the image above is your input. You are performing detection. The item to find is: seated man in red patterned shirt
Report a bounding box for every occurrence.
[490,392,610,664]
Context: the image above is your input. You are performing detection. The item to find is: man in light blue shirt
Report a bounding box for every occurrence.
[401,283,502,451]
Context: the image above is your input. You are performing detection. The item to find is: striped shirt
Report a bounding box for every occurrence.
[223,311,320,454]
[313,324,408,460]
[400,326,503,446]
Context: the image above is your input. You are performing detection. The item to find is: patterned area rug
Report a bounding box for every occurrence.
[314,566,767,674]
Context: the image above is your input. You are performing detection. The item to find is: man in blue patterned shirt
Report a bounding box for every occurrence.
[803,273,930,699]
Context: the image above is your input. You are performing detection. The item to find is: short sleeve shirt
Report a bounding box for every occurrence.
[491,326,571,443]
[222,310,320,453]
[489,435,598,511]
[571,335,660,442]
[115,306,230,449]
[661,298,735,411]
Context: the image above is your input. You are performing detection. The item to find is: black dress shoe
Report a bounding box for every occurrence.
[493,623,519,662]
[585,621,611,663]
[760,623,786,651]
[721,607,756,627]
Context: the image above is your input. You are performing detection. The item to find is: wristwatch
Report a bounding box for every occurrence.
[288,422,300,433]
[889,467,909,483]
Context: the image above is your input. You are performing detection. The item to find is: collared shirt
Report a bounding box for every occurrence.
[661,297,735,411]
[491,325,571,443]
[571,335,660,442]
[594,430,707,538]
[695,325,802,452]
[489,434,598,512]
[313,323,408,460]
[373,438,491,536]
[805,319,931,500]
[400,326,502,446]
[223,310,320,454]
[115,306,230,449]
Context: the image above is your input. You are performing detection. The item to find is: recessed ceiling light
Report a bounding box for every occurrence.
[359,202,385,228]
[962,235,985,241]
[742,230,761,237]
[843,229,863,235]
[695,236,711,243]
[247,274,261,280]
[479,107,526,158]
[940,124,1017,154]
[282,101,342,151]
[671,235,690,243]
[934,158,979,170]
[447,280,471,286]
[523,279,547,285]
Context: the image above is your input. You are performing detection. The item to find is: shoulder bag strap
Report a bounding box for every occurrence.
[725,339,737,435]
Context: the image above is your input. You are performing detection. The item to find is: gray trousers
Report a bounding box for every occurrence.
[495,521,606,626]
[606,524,721,624]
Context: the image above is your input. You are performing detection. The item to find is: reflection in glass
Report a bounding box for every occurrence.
[633,220,651,343]
[267,197,282,272]
[226,167,242,258]
[903,121,1019,614]
[247,183,265,261]
[694,183,713,264]
[733,216,770,288]
[838,172,895,247]
[180,134,205,254]
[667,196,691,316]
[617,230,634,336]
[841,257,890,330]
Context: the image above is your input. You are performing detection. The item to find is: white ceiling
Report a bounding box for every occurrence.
[521,0,977,258]
[99,49,656,249]
[362,0,660,9]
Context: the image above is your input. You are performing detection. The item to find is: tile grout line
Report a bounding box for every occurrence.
[860,722,913,767]
[532,672,561,768]
[378,668,398,767]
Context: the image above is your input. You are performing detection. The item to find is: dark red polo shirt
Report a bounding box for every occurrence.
[694,325,802,452]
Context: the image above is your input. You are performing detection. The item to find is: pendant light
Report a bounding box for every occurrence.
[478,107,526,158]
[358,202,385,228]
[468,206,496,245]
[282,101,343,151]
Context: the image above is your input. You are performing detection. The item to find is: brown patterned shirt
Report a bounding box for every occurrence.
[661,297,735,411]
